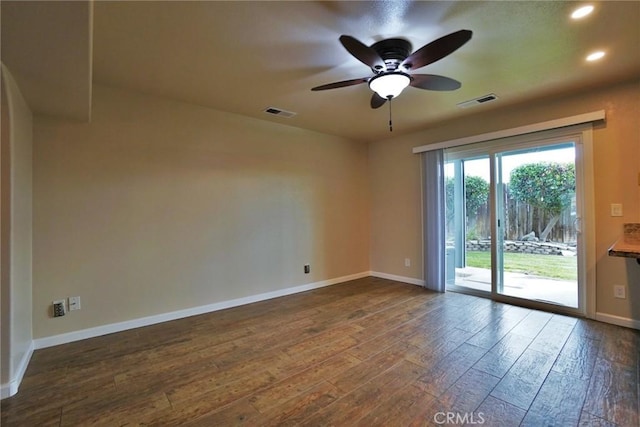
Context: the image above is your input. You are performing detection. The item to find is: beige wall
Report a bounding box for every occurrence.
[23,76,640,339]
[1,64,33,391]
[32,85,370,338]
[369,78,640,321]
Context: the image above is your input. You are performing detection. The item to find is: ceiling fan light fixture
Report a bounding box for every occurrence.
[369,73,411,99]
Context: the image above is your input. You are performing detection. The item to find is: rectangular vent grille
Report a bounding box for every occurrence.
[457,93,498,109]
[264,107,297,118]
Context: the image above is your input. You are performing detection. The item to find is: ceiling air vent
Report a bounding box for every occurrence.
[264,107,297,118]
[456,93,498,109]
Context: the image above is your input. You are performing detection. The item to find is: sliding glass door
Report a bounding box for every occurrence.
[495,144,578,307]
[445,134,584,314]
[444,155,492,293]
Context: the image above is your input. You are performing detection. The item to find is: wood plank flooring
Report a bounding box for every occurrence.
[2,277,639,426]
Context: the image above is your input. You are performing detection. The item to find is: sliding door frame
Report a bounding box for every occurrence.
[442,124,596,318]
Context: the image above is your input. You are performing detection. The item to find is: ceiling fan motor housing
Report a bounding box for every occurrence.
[370,38,413,72]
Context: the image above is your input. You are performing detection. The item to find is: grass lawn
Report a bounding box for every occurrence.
[465,251,577,281]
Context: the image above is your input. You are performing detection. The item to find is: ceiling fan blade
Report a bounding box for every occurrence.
[410,74,461,91]
[401,29,472,70]
[340,35,386,71]
[370,93,387,109]
[311,77,369,91]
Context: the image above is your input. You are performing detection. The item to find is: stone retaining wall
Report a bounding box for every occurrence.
[463,240,576,256]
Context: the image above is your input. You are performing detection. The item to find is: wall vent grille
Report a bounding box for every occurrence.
[264,107,297,118]
[456,93,498,109]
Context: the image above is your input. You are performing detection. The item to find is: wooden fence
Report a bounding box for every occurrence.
[460,187,577,244]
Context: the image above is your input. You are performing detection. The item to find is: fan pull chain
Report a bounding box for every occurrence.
[388,96,393,132]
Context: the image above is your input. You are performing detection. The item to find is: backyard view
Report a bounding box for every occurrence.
[445,143,579,308]
[466,251,577,281]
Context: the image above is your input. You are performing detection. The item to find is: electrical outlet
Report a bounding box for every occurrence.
[614,285,626,299]
[53,300,66,317]
[69,296,81,311]
[610,203,623,217]
[304,264,310,274]
[404,258,411,267]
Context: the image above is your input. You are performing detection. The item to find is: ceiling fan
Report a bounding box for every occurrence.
[311,30,473,110]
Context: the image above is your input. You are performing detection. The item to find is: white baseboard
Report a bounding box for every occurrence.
[0,340,34,399]
[595,312,640,330]
[34,271,371,350]
[370,271,425,287]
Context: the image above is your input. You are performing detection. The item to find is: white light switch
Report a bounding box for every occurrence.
[69,296,81,311]
[611,203,623,217]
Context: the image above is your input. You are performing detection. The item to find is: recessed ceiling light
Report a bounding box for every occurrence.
[586,51,605,61]
[571,5,594,19]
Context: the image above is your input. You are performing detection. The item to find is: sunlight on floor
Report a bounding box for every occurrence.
[454,267,578,308]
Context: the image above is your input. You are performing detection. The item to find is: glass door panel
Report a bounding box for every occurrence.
[495,144,578,308]
[445,155,492,293]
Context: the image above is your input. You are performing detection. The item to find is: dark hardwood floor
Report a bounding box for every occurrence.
[2,277,639,426]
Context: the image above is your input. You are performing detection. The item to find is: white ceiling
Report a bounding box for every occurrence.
[3,1,640,142]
